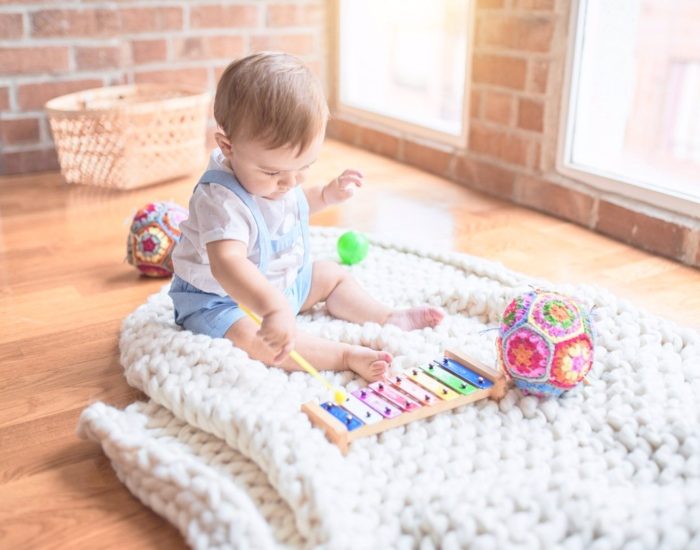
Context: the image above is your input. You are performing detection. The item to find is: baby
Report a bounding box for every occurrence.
[170,52,444,382]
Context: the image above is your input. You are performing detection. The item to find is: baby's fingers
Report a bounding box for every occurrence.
[338,175,363,189]
[341,169,363,178]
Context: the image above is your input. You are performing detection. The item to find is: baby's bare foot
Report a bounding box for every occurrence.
[343,346,392,382]
[385,305,445,331]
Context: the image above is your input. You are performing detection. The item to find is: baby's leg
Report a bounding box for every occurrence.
[225,317,391,382]
[303,260,444,330]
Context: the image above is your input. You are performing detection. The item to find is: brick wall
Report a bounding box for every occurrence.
[0,0,325,175]
[328,0,700,268]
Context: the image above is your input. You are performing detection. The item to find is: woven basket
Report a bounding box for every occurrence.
[45,84,210,189]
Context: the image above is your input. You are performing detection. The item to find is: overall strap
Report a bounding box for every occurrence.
[295,186,311,270]
[196,169,272,273]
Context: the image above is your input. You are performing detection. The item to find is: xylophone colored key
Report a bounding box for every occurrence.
[422,361,478,395]
[352,388,401,418]
[407,368,460,400]
[321,402,364,430]
[391,375,439,405]
[341,394,384,424]
[369,380,422,411]
[440,358,493,389]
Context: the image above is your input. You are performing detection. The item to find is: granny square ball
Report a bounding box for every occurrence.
[126,201,188,278]
[497,290,595,398]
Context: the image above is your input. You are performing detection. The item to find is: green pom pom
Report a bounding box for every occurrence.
[337,231,369,265]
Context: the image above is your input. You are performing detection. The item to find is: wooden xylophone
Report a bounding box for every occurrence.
[302,348,506,454]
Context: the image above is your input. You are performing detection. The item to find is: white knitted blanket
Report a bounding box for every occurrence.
[78,227,700,550]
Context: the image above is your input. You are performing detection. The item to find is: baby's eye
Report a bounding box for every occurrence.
[263,170,280,176]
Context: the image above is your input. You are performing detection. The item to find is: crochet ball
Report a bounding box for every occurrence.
[337,231,369,265]
[497,290,594,398]
[126,201,188,277]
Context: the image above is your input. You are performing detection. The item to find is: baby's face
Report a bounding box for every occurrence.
[226,132,324,200]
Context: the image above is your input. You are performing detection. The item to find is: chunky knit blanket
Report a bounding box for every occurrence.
[78,227,700,550]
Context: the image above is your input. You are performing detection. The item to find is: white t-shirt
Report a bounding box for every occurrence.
[172,148,305,296]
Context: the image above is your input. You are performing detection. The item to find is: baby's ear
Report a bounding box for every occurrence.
[215,131,233,155]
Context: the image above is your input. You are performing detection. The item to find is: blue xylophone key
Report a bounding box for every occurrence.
[321,402,365,431]
[440,358,493,389]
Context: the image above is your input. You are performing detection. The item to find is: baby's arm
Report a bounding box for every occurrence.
[305,169,364,214]
[207,240,295,362]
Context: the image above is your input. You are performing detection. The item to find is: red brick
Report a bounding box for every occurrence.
[0,13,23,39]
[190,5,258,29]
[0,117,41,145]
[18,79,102,110]
[327,118,358,145]
[30,9,118,37]
[134,68,209,89]
[455,156,515,198]
[0,47,69,75]
[251,34,315,56]
[0,0,65,3]
[530,141,541,170]
[517,98,544,132]
[173,35,246,61]
[0,87,9,110]
[513,0,556,9]
[528,60,549,94]
[267,3,323,27]
[0,148,59,176]
[131,39,167,64]
[213,64,229,83]
[517,175,595,225]
[357,126,400,158]
[472,54,527,89]
[75,46,125,70]
[469,123,530,166]
[597,201,690,259]
[477,14,554,52]
[470,90,481,119]
[404,140,453,177]
[482,91,514,125]
[477,0,505,8]
[120,7,182,33]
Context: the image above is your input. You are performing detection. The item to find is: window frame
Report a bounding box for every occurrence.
[328,0,476,150]
[557,0,700,219]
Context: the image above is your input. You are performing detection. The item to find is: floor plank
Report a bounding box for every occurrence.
[0,139,697,548]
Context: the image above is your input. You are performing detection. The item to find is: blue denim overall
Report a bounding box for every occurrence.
[169,169,312,338]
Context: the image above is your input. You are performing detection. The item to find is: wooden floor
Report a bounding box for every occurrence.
[1,139,698,549]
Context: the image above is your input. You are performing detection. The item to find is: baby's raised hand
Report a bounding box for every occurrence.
[322,169,363,205]
[258,307,296,364]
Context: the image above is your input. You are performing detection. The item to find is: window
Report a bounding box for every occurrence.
[335,0,472,145]
[560,0,700,216]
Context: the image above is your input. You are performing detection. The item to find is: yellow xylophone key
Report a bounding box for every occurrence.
[407,368,459,400]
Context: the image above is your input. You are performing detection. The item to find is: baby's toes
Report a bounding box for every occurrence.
[427,307,445,326]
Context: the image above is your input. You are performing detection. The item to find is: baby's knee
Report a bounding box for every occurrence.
[318,260,349,283]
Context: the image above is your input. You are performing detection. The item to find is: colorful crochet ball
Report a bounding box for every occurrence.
[497,290,595,398]
[126,201,188,277]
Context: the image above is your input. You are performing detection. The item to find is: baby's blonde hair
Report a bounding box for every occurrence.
[214,52,329,154]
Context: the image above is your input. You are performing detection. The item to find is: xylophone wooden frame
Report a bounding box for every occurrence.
[301,348,507,454]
